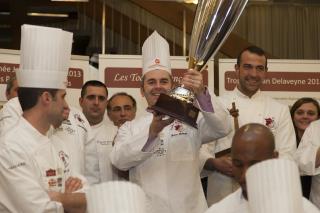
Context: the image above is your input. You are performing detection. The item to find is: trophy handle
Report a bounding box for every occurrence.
[187,56,205,72]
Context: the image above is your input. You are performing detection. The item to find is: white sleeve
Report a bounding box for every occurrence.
[274,106,297,160]
[199,143,216,177]
[198,94,231,144]
[0,147,64,213]
[110,121,154,171]
[295,121,320,176]
[0,105,21,136]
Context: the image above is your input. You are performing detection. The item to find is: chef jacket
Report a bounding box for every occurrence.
[296,120,320,209]
[0,118,66,212]
[0,97,22,136]
[84,120,122,184]
[111,94,231,213]
[200,87,296,205]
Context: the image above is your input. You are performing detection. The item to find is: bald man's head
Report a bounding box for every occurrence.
[231,123,278,200]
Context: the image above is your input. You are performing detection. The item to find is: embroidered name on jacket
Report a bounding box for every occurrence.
[97,140,112,146]
[8,162,26,169]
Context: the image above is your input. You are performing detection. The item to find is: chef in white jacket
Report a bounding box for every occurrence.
[80,80,127,184]
[0,25,86,213]
[205,124,318,213]
[0,94,90,177]
[0,77,21,136]
[200,45,296,205]
[0,96,22,136]
[110,31,231,213]
[296,119,320,209]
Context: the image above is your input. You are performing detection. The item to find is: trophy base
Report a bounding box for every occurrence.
[150,93,199,128]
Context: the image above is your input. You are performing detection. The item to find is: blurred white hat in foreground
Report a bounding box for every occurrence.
[86,181,146,213]
[246,158,303,213]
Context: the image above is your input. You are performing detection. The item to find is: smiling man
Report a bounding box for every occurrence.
[110,31,230,213]
[201,45,296,205]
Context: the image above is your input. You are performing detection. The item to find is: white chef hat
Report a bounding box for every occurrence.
[86,181,146,213]
[17,24,73,89]
[142,31,171,75]
[246,159,303,213]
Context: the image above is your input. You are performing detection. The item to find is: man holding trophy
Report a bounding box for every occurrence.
[110,0,251,212]
[110,30,230,213]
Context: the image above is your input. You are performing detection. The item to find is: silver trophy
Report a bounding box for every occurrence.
[151,0,248,128]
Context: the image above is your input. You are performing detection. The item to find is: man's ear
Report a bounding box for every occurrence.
[40,91,52,106]
[5,92,9,100]
[140,87,145,98]
[235,64,240,76]
[79,97,83,107]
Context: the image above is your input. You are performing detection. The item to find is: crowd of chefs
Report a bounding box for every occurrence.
[0,24,320,213]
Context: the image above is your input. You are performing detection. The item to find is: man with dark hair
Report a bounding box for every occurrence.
[5,76,18,100]
[201,45,296,204]
[0,25,86,212]
[0,80,91,177]
[236,45,268,69]
[205,123,318,213]
[80,80,108,100]
[80,80,124,183]
[80,80,108,124]
[107,92,137,127]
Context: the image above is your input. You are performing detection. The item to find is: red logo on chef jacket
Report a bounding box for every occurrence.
[46,169,56,177]
[174,123,182,131]
[171,120,186,136]
[155,58,160,64]
[265,117,275,129]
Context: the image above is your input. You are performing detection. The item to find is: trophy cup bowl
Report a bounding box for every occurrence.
[151,0,248,128]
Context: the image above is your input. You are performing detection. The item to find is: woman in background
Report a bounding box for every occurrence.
[291,97,320,198]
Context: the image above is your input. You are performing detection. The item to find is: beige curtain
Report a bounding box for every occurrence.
[234,3,320,59]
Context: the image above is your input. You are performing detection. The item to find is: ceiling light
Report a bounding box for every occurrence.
[27,12,69,18]
[184,0,198,4]
[0,12,10,15]
[51,0,89,2]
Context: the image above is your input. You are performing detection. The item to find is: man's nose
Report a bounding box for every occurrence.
[93,97,99,104]
[155,81,162,88]
[250,67,258,77]
[120,108,126,116]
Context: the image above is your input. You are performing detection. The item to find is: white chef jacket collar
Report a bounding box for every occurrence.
[20,117,50,142]
[91,120,105,130]
[234,86,261,100]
